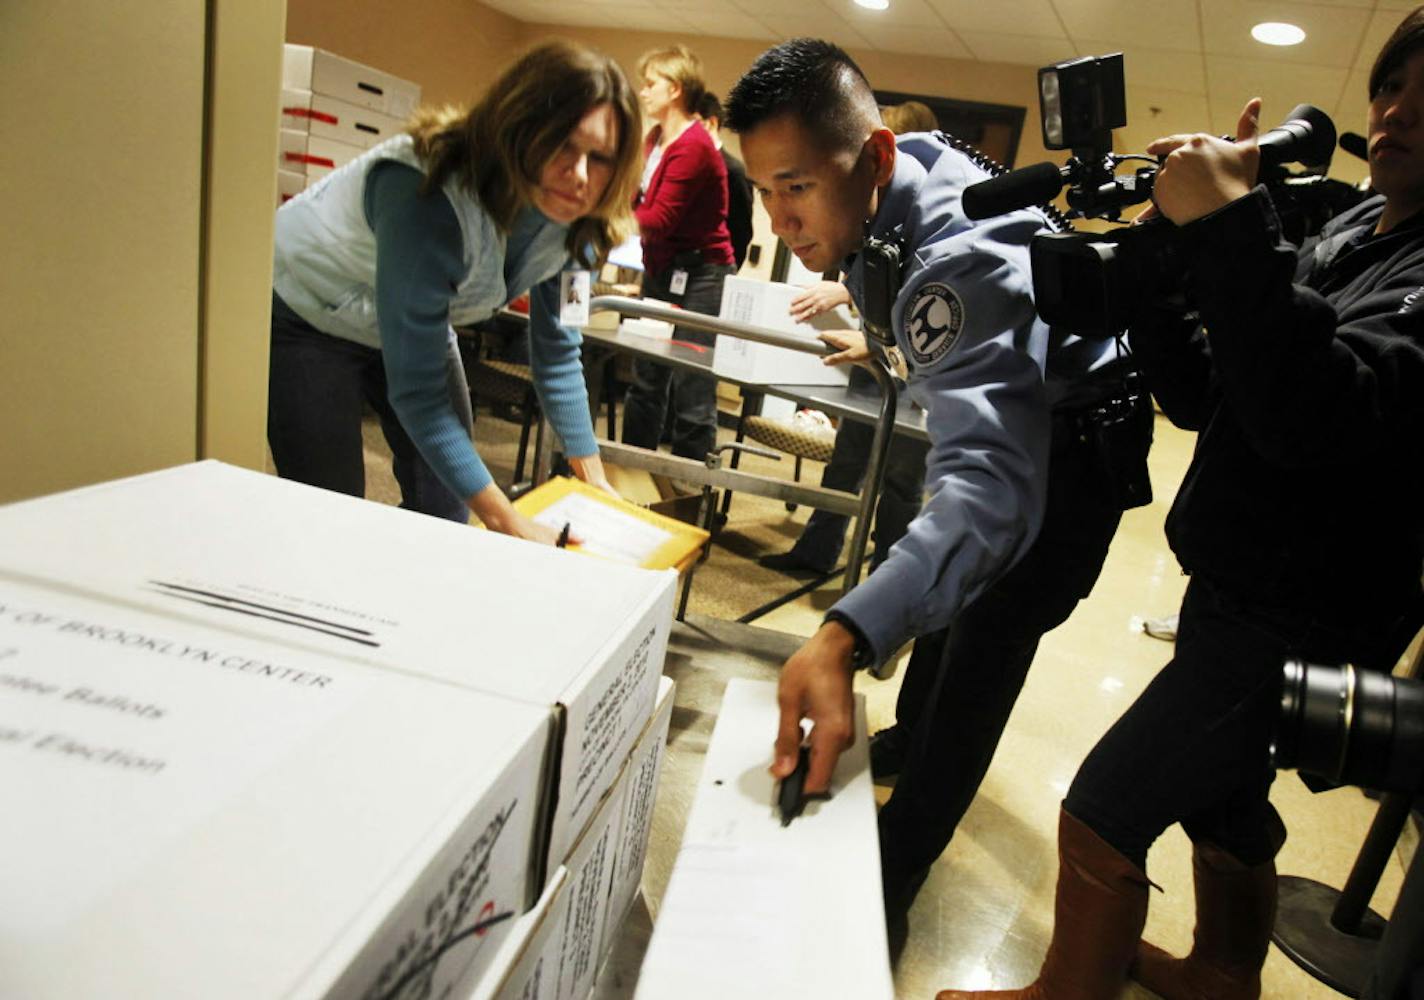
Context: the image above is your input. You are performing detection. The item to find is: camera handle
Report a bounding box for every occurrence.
[1273,632,1424,996]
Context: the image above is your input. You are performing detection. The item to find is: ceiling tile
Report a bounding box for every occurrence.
[728,0,833,13]
[1199,0,1370,69]
[852,23,974,57]
[1054,0,1202,54]
[1073,41,1207,95]
[516,5,640,28]
[1112,84,1211,158]
[925,0,1069,40]
[679,8,779,38]
[832,0,948,29]
[616,8,709,32]
[653,0,740,12]
[1206,56,1347,132]
[958,32,1080,66]
[1354,9,1405,76]
[757,12,873,48]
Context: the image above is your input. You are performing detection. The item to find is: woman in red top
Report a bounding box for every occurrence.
[621,44,735,461]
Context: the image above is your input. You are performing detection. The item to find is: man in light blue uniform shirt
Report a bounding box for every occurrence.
[726,38,1150,937]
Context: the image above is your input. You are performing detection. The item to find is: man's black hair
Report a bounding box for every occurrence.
[724,38,881,150]
[1371,6,1424,98]
[696,91,724,123]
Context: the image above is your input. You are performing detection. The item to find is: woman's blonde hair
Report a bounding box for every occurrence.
[637,44,705,116]
[408,40,641,266]
[881,100,938,135]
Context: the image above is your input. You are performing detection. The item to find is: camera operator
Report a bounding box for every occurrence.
[724,38,1150,942]
[938,10,1424,1000]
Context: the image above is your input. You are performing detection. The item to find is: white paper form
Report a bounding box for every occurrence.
[634,679,894,1000]
[529,492,672,566]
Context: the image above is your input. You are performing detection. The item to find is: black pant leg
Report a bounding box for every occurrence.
[879,416,1127,914]
[267,298,373,499]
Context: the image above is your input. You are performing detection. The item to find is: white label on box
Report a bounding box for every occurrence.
[604,676,674,942]
[554,819,615,998]
[0,582,365,933]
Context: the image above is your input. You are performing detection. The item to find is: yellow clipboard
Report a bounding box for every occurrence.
[511,477,709,572]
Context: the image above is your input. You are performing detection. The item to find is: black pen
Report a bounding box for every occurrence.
[556,521,571,549]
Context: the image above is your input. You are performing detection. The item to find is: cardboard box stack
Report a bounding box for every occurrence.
[0,462,677,1000]
[276,45,420,206]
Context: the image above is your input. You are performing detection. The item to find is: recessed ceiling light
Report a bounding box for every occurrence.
[1251,21,1306,46]
[854,0,890,9]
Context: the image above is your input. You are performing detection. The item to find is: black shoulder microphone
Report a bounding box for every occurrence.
[1257,104,1336,169]
[1340,132,1368,161]
[962,161,1068,221]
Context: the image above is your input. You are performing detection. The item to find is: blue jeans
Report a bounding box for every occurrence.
[622,261,734,462]
[266,294,471,523]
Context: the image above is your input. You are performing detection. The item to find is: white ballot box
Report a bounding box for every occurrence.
[282,44,421,120]
[472,677,674,1000]
[0,463,676,907]
[601,675,677,952]
[635,678,894,1000]
[714,275,854,387]
[0,575,550,1000]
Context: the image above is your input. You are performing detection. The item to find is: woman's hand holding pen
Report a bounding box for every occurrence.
[469,483,581,546]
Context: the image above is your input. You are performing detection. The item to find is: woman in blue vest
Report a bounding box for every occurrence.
[268,41,641,543]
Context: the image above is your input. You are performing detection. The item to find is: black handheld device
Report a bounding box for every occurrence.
[778,745,811,826]
[860,232,902,348]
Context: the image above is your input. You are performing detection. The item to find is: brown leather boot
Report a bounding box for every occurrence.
[1129,834,1283,1000]
[935,807,1152,999]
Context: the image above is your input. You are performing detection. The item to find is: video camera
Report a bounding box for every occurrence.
[961,53,1361,339]
[1275,660,1424,794]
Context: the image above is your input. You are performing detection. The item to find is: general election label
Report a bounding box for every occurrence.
[0,580,368,934]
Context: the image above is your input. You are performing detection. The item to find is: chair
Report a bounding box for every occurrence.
[466,357,542,485]
[720,391,837,515]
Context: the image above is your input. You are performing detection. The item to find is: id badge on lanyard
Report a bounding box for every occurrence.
[559,270,591,327]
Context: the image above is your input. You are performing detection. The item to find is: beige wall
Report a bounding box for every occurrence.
[1,2,206,504]
[0,1,286,505]
[203,0,288,470]
[285,0,524,107]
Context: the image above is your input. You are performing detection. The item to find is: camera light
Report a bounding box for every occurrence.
[1252,22,1306,46]
[854,0,890,9]
[1040,70,1063,148]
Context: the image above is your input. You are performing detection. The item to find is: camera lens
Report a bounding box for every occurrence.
[1275,660,1424,792]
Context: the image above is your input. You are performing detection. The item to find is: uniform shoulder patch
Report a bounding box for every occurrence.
[905,281,965,366]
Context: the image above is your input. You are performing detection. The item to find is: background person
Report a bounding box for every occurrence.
[621,44,735,462]
[268,41,638,543]
[940,10,1424,998]
[696,91,755,271]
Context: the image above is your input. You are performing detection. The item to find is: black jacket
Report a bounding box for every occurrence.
[1135,188,1424,634]
[721,148,754,270]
